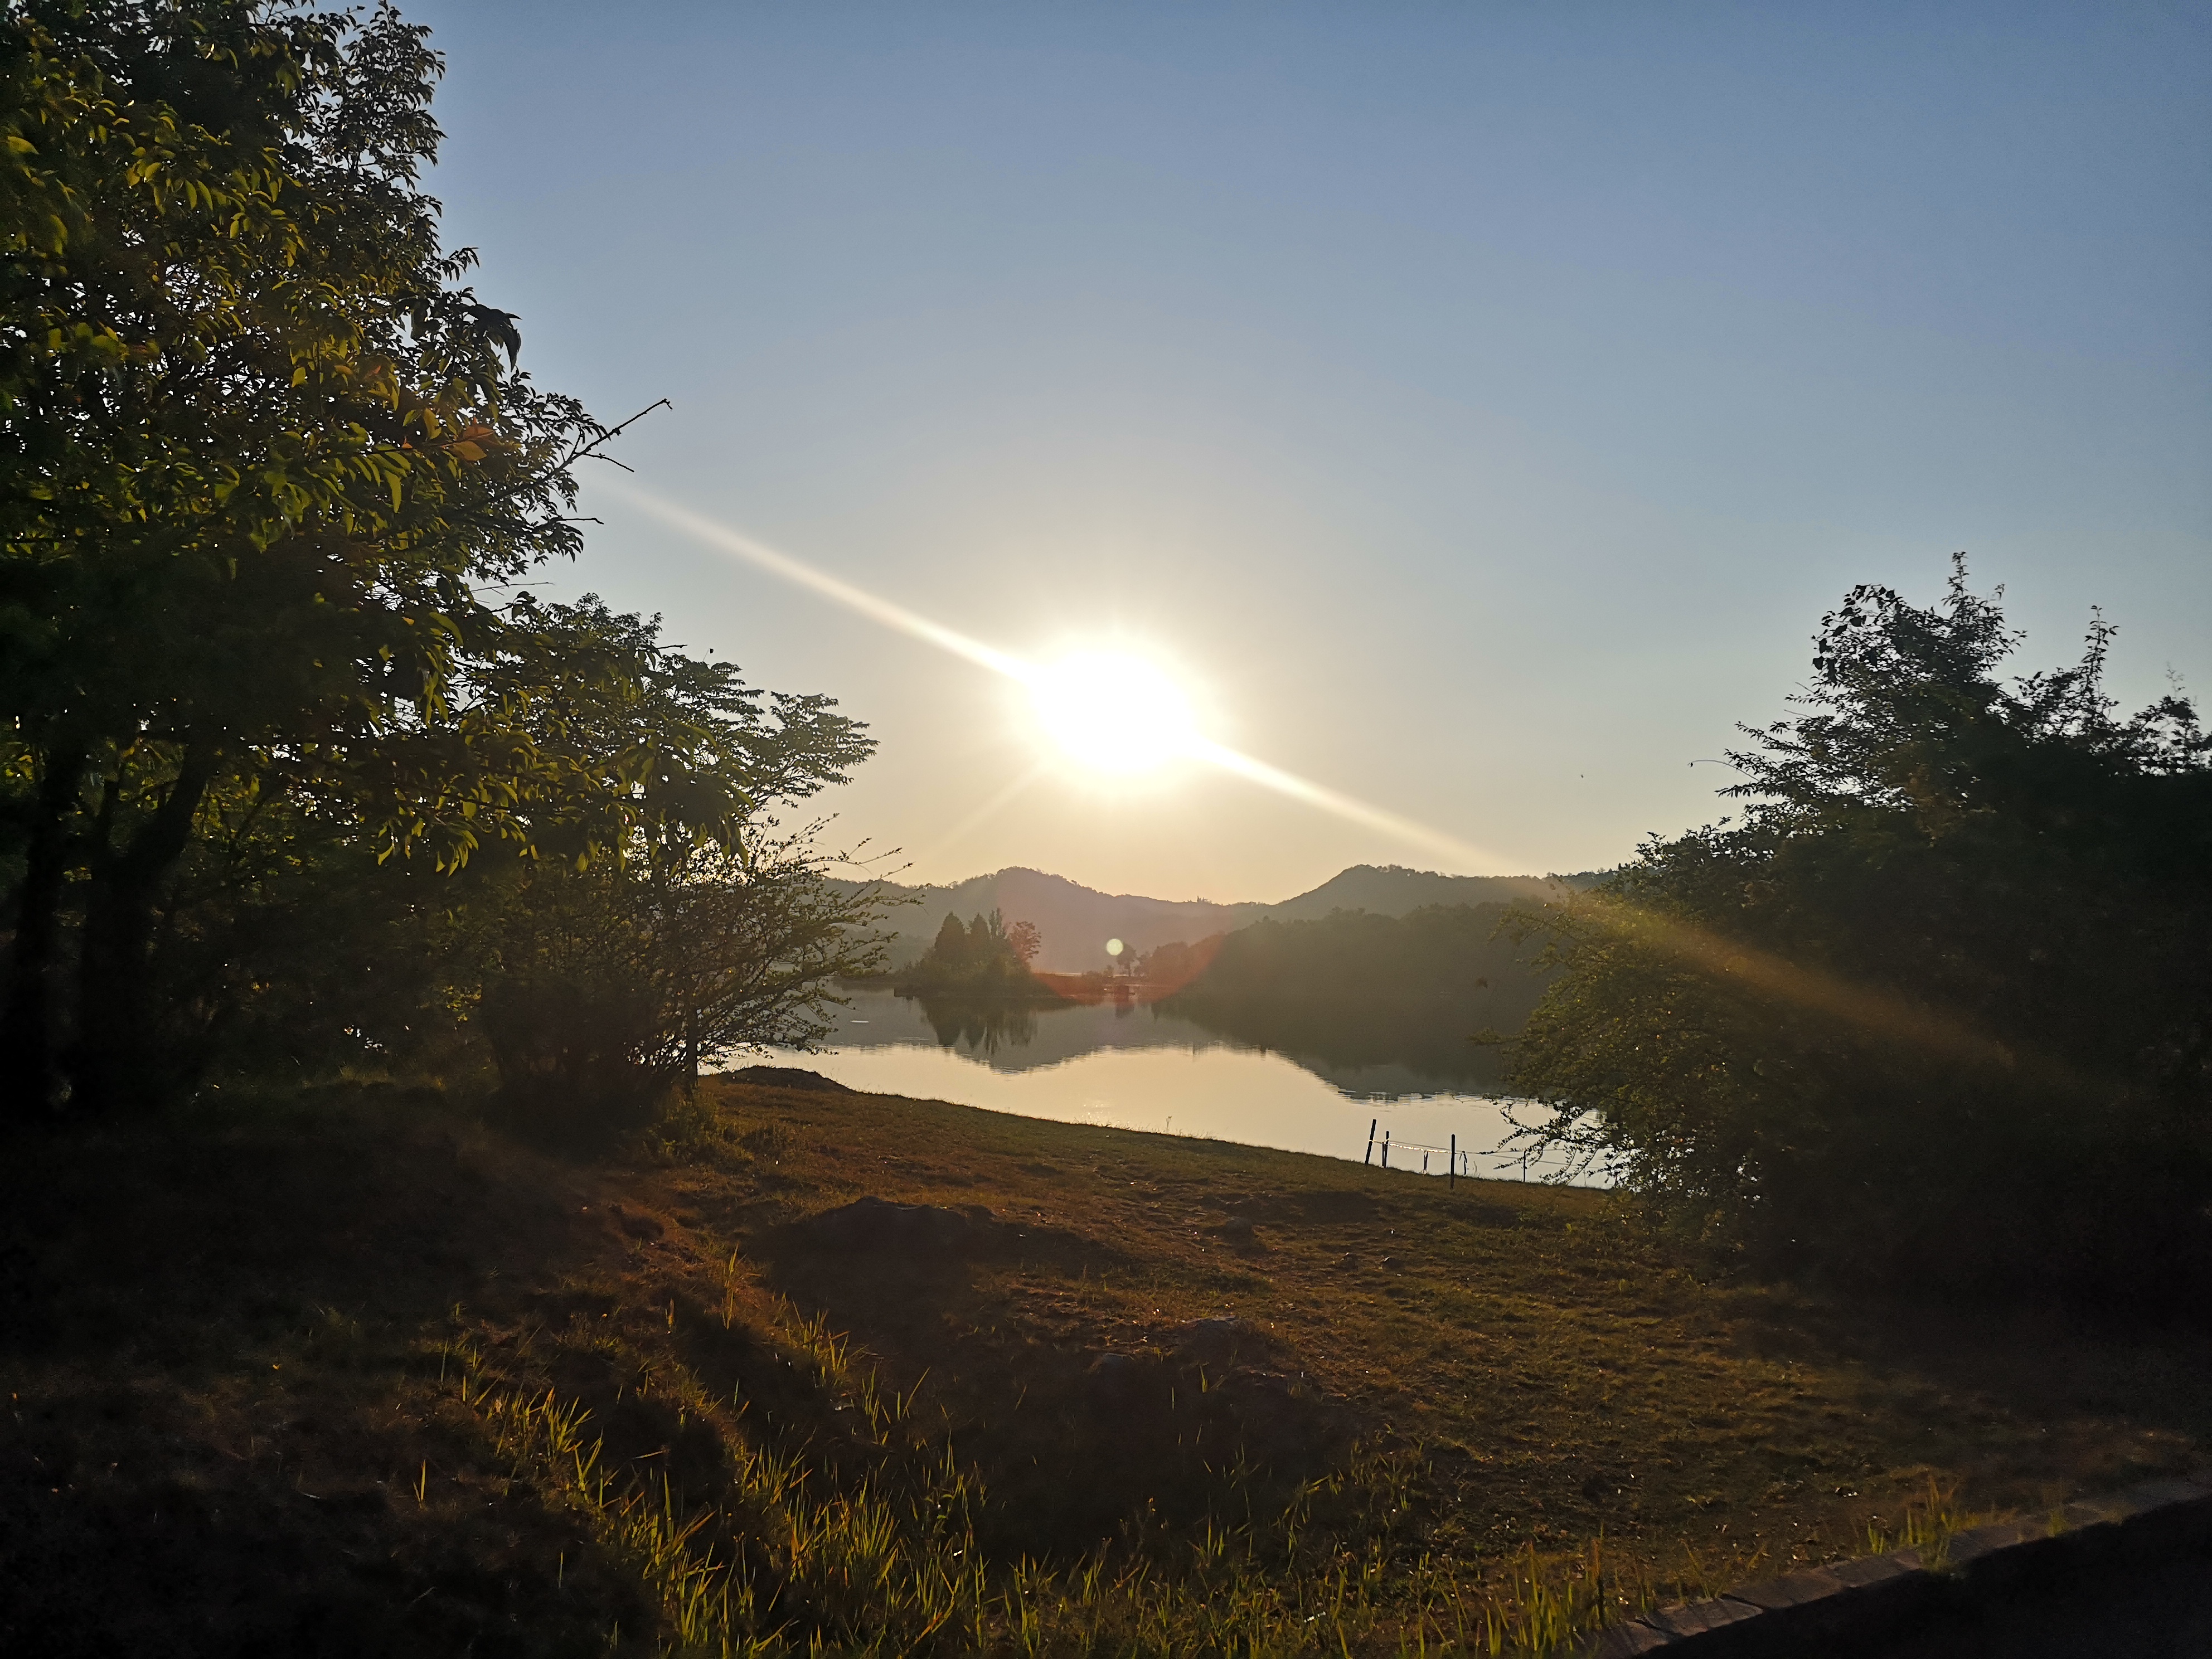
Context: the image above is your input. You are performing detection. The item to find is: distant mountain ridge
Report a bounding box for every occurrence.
[1268,865,1597,920]
[840,868,1267,974]
[838,862,1604,974]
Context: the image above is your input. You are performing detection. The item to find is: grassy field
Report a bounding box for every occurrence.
[3,1073,2205,1655]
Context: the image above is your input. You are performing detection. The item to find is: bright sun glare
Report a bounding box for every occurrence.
[1029,651,1199,775]
[619,488,1503,867]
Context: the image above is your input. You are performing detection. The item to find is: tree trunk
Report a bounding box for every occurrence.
[66,745,216,1113]
[0,741,89,1117]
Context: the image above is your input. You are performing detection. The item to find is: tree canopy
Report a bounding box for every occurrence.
[0,2,886,1125]
[897,909,1044,996]
[1507,560,2212,1302]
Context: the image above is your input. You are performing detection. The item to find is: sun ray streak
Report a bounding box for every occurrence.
[609,482,1511,872]
[1584,895,2103,1091]
[1184,739,1499,870]
[619,489,2103,1095]
[610,483,1036,683]
[911,755,1058,869]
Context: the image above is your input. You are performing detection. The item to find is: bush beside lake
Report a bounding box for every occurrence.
[1506,565,2212,1308]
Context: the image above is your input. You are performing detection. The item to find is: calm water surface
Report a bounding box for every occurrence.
[764,988,1593,1183]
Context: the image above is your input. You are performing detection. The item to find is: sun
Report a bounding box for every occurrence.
[1028,651,1200,775]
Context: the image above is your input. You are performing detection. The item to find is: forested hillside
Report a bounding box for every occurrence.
[1265,865,1600,921]
[837,867,1266,973]
[1161,904,1549,1087]
[850,864,1604,974]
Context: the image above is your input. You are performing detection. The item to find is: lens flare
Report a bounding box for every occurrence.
[605,482,1509,872]
[1029,651,1199,774]
[604,483,2103,1092]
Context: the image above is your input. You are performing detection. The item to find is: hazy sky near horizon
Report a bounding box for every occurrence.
[410,1,2209,903]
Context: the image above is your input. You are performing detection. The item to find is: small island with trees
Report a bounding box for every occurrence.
[894,908,1047,996]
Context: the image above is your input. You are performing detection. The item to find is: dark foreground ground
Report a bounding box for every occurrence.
[1889,1554,2212,1658]
[2,1076,2205,1655]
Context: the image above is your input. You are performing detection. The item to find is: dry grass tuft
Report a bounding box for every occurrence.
[1,1075,2205,1653]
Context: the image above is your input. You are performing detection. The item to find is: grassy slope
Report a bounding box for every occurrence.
[2,1076,2205,1655]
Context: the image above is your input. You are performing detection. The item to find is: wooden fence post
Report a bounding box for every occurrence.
[1364,1118,1377,1166]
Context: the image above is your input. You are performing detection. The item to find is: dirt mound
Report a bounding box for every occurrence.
[790,1195,996,1254]
[726,1065,853,1093]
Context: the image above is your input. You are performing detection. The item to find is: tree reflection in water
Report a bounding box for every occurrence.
[1161,995,1511,1093]
[891,981,1520,1093]
[911,993,1041,1057]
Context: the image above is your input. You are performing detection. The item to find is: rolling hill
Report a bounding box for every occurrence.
[841,863,1607,973]
[1266,864,1602,920]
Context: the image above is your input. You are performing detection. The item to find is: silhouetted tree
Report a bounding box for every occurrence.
[929,913,974,972]
[455,598,882,1138]
[900,906,1041,995]
[0,6,888,1121]
[0,2,630,1112]
[1507,559,2212,1303]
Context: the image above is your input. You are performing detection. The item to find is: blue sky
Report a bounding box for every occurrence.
[409,0,2210,901]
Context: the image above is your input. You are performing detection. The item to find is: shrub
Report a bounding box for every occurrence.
[1508,560,2212,1306]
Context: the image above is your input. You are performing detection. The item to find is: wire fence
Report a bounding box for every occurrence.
[1359,1117,1569,1185]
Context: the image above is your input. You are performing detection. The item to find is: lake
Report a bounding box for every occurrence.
[763,986,1594,1183]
